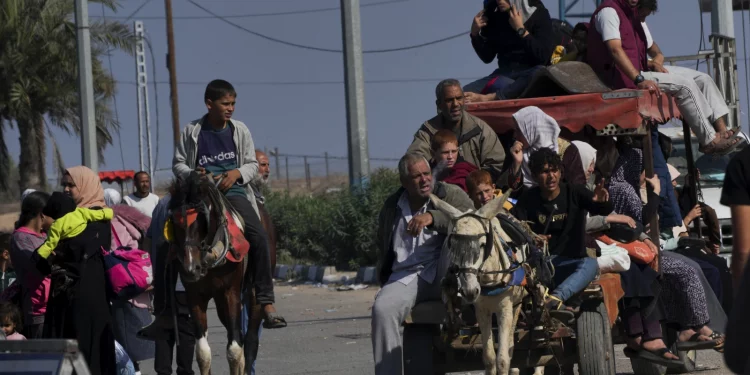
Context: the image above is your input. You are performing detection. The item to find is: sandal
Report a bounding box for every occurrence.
[699,135,746,155]
[675,332,717,351]
[709,331,725,353]
[262,313,288,329]
[624,346,683,367]
[544,295,575,322]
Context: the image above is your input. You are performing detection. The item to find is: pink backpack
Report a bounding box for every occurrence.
[102,227,153,300]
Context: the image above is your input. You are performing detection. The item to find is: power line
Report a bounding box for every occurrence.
[122,0,153,22]
[185,0,466,53]
[114,76,482,86]
[96,0,406,20]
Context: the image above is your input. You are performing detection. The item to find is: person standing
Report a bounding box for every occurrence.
[123,171,160,218]
[9,191,51,339]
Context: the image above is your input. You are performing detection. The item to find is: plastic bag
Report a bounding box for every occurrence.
[596,240,631,273]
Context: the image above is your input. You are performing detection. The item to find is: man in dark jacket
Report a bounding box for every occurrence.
[408,79,507,183]
[463,0,556,102]
[372,153,474,375]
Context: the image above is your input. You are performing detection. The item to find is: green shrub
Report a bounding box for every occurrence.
[265,168,400,270]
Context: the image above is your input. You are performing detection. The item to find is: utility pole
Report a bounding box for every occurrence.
[134,21,153,178]
[75,0,98,172]
[340,0,370,187]
[165,0,181,146]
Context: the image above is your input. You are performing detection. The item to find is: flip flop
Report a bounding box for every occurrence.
[700,135,746,156]
[709,331,725,353]
[623,347,683,368]
[675,332,717,351]
[262,313,287,329]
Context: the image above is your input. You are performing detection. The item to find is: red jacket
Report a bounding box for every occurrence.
[441,161,479,193]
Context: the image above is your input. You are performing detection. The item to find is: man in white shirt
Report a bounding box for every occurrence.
[371,154,474,375]
[589,0,743,155]
[638,0,732,138]
[123,171,160,217]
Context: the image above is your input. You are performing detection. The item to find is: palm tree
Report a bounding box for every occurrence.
[0,0,134,191]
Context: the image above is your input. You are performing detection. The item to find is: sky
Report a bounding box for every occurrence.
[7,0,750,184]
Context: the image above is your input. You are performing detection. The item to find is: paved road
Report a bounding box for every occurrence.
[139,283,734,375]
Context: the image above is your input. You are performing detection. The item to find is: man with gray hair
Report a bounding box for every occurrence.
[407,79,506,182]
[372,153,474,374]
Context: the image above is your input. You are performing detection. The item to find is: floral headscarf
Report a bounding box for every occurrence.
[608,148,644,221]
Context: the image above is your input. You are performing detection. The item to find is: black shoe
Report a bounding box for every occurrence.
[137,314,174,341]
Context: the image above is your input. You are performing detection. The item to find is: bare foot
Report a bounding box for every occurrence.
[263,303,277,315]
[678,328,712,343]
[626,335,642,350]
[642,339,680,360]
[464,92,496,103]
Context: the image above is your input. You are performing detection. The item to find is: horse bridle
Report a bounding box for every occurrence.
[448,215,521,277]
[174,198,228,268]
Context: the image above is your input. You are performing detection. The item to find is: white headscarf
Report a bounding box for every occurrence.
[508,0,538,24]
[104,188,122,207]
[572,141,597,180]
[512,106,561,187]
[21,189,36,202]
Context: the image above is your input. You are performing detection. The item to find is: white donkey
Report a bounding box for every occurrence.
[431,191,543,375]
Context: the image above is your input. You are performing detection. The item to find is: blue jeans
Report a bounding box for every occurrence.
[241,291,263,375]
[464,65,543,99]
[550,256,598,302]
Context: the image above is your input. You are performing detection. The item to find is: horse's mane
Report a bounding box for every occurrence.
[168,174,244,227]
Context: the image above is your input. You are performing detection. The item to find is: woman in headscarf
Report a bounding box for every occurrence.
[511,106,562,188]
[64,167,155,371]
[33,187,116,374]
[463,0,556,102]
[608,148,726,353]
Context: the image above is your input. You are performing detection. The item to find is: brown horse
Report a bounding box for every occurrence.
[169,174,251,375]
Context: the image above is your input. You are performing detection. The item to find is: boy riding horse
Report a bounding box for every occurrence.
[141,79,286,339]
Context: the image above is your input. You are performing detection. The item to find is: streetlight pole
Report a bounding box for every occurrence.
[75,0,98,172]
[340,0,370,187]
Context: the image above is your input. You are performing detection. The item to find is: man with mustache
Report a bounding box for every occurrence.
[371,153,474,375]
[407,79,506,184]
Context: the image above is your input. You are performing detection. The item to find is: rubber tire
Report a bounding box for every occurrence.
[576,299,617,375]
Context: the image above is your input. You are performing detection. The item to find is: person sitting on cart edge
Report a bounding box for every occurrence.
[430,129,479,193]
[406,79,507,183]
[140,79,285,340]
[462,0,556,102]
[586,0,744,155]
[511,148,613,317]
[371,153,475,375]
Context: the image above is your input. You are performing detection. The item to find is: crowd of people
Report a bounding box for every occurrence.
[371,0,747,373]
[0,79,283,375]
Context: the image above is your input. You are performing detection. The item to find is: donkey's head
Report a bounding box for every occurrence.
[168,173,225,282]
[432,190,511,304]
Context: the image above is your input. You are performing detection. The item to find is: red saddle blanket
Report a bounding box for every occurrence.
[166,207,250,263]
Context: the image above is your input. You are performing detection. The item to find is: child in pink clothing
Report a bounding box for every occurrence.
[0,301,26,340]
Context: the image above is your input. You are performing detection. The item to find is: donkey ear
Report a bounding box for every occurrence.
[475,189,511,220]
[429,194,463,218]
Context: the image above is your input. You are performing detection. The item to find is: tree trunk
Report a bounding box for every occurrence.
[17,115,47,191]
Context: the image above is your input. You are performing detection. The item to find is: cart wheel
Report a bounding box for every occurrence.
[576,299,616,375]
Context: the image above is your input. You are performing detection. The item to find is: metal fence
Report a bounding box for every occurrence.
[149,152,399,194]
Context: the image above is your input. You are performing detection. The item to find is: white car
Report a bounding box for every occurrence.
[661,125,748,266]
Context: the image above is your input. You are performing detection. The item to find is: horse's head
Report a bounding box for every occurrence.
[168,174,224,282]
[432,190,511,304]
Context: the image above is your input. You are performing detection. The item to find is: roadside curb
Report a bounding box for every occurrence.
[273,264,377,284]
